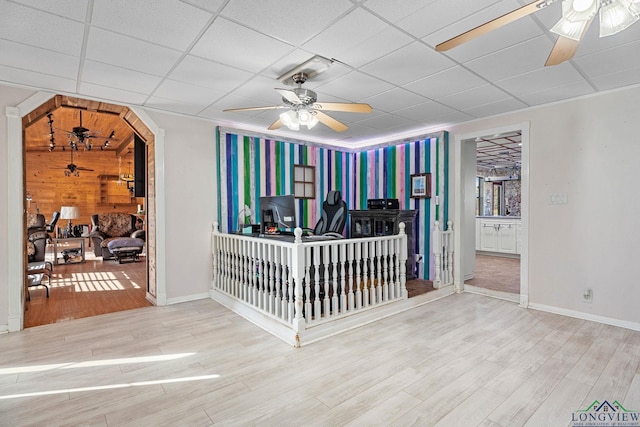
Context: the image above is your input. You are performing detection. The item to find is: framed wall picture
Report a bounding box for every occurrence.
[410,173,431,198]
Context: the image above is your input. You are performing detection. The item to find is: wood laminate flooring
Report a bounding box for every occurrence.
[3,293,639,426]
[465,254,520,294]
[25,249,151,328]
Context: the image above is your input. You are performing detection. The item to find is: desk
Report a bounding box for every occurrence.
[53,237,85,265]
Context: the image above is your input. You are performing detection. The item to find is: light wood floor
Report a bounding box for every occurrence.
[465,253,520,294]
[2,293,639,426]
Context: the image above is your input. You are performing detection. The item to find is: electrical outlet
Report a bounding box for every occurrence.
[416,254,424,263]
[583,288,593,303]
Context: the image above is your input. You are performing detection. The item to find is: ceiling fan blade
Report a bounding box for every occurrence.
[268,118,282,130]
[312,102,372,113]
[223,105,285,113]
[545,18,592,66]
[314,111,348,132]
[275,88,302,104]
[77,167,95,171]
[436,0,546,52]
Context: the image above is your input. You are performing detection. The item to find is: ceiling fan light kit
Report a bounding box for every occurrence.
[437,0,640,66]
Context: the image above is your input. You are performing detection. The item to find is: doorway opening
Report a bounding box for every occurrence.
[23,95,157,327]
[454,123,529,306]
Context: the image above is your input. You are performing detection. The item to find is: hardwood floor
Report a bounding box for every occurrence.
[465,253,520,294]
[3,293,639,426]
[25,250,151,328]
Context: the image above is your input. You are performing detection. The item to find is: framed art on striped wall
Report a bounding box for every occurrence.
[411,173,431,198]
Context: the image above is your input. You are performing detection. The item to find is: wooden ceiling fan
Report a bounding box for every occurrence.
[436,0,640,66]
[223,72,372,132]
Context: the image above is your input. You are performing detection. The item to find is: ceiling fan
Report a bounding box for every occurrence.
[51,110,117,151]
[436,0,640,66]
[50,148,94,177]
[223,72,372,132]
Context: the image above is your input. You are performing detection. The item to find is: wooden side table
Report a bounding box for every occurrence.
[53,237,85,265]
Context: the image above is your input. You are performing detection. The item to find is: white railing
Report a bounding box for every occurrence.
[210,223,408,346]
[432,220,454,288]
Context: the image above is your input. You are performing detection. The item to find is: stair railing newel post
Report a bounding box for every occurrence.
[211,222,220,292]
[433,220,442,288]
[398,222,408,299]
[291,228,306,342]
[447,220,454,286]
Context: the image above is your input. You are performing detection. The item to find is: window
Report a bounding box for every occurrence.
[293,165,315,199]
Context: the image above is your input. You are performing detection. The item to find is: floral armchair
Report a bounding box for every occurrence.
[89,213,144,259]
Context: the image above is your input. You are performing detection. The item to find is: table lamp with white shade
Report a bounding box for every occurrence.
[59,206,80,237]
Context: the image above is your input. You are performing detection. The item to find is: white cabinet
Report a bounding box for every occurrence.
[477,218,520,254]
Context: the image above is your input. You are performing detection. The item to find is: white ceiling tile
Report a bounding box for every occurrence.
[219,0,353,45]
[495,63,590,98]
[191,17,294,73]
[180,0,226,13]
[517,80,595,106]
[11,0,89,21]
[393,100,460,122]
[437,85,510,111]
[590,66,640,92]
[82,60,162,94]
[398,0,499,39]
[362,0,437,24]
[199,93,274,119]
[0,64,76,93]
[152,79,225,105]
[85,28,182,76]
[231,76,290,106]
[144,95,210,116]
[0,39,79,79]
[303,8,388,59]
[78,82,149,105]
[0,1,85,56]
[351,112,415,131]
[573,40,640,79]
[403,66,487,99]
[169,55,253,92]
[360,42,455,86]
[91,0,212,50]
[362,87,429,113]
[464,36,553,82]
[314,71,395,102]
[465,98,528,118]
[332,27,414,68]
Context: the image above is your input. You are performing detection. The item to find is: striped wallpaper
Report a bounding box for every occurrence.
[216,128,449,280]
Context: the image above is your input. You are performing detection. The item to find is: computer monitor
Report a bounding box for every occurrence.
[259,195,296,234]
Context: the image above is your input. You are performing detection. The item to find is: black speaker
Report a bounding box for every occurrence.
[134,135,146,198]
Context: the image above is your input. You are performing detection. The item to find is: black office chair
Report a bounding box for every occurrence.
[46,211,60,233]
[312,190,347,237]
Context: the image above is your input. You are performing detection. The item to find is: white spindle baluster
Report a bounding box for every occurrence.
[348,242,355,311]
[304,247,311,323]
[272,245,280,316]
[362,241,369,308]
[323,245,331,318]
[267,244,275,313]
[370,240,377,306]
[398,222,408,298]
[447,220,454,285]
[331,244,339,316]
[355,242,362,309]
[340,243,347,314]
[433,220,442,286]
[382,239,389,302]
[211,223,219,291]
[313,245,321,320]
[393,237,400,299]
[376,240,383,304]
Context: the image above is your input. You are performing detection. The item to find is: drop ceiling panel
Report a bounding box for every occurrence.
[151,79,225,106]
[219,0,354,45]
[315,71,395,102]
[495,64,591,98]
[330,27,414,68]
[465,98,528,119]
[91,0,212,50]
[85,28,182,76]
[362,0,438,24]
[0,2,85,56]
[590,66,640,91]
[393,101,461,122]
[0,64,76,93]
[145,96,210,116]
[168,55,253,92]
[572,40,640,79]
[403,66,487,99]
[11,0,89,21]
[518,80,595,106]
[362,87,430,113]
[79,82,149,105]
[82,60,162,95]
[360,42,455,86]
[191,18,295,74]
[0,39,79,79]
[437,85,510,111]
[181,0,227,14]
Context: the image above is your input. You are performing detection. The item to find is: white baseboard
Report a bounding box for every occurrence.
[463,285,519,303]
[166,293,211,305]
[528,302,640,332]
[0,324,8,334]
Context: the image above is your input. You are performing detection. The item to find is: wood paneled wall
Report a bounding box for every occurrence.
[25,149,141,228]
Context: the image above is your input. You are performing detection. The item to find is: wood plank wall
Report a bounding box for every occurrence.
[25,149,142,229]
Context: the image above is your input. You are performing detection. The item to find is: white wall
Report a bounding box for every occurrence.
[145,110,217,303]
[449,85,640,326]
